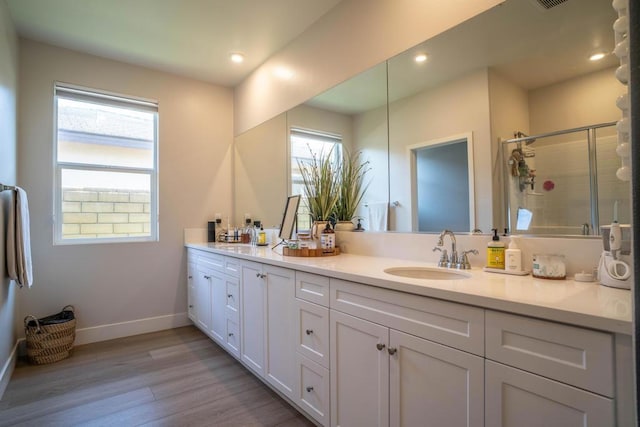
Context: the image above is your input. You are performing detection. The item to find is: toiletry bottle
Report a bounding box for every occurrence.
[258,226,266,245]
[487,229,505,269]
[320,222,335,252]
[505,236,522,272]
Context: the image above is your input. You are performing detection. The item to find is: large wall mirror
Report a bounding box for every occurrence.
[234,0,624,237]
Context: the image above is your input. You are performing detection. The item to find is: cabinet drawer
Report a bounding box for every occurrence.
[196,252,225,272]
[226,318,240,358]
[296,299,329,368]
[486,311,614,397]
[296,272,330,307]
[224,257,241,278]
[296,353,330,427]
[330,278,485,356]
[485,360,614,427]
[225,279,240,319]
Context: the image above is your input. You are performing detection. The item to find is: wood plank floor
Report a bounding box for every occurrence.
[0,326,315,427]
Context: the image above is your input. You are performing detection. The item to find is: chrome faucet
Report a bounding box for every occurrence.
[436,229,457,268]
[434,229,478,269]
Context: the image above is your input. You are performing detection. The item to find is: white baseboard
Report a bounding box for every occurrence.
[75,312,191,346]
[0,339,21,400]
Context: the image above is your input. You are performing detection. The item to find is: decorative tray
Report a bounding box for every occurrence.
[483,267,530,276]
[283,247,341,257]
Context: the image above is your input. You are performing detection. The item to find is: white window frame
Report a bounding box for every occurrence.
[53,82,159,245]
[289,127,342,230]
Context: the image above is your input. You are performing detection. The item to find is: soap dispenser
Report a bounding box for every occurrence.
[487,229,505,269]
[505,236,522,272]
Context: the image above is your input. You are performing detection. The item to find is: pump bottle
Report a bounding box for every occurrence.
[505,236,523,272]
[487,229,505,269]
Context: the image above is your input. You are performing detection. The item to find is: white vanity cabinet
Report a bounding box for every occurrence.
[185,246,631,427]
[330,278,485,427]
[187,256,196,322]
[294,272,331,426]
[188,249,241,358]
[484,311,616,427]
[193,263,213,334]
[240,259,266,376]
[238,259,297,401]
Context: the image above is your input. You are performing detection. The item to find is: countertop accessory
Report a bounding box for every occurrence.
[574,271,595,282]
[283,246,341,257]
[532,254,566,279]
[483,267,530,276]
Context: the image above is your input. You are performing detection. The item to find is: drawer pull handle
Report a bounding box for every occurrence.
[256,273,266,278]
[204,275,211,280]
[306,386,314,393]
[376,343,386,351]
[305,329,313,335]
[228,333,234,337]
[227,294,233,298]
[387,347,397,355]
[188,275,193,279]
[188,304,193,308]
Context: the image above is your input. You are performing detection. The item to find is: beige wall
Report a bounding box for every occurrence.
[529,67,623,133]
[17,39,233,339]
[233,0,503,135]
[234,104,354,228]
[353,104,389,225]
[387,69,492,232]
[488,69,531,230]
[234,113,288,228]
[0,0,18,396]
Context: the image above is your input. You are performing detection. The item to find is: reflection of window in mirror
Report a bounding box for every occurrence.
[290,128,342,230]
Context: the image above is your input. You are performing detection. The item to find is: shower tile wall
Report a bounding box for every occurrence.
[512,127,630,235]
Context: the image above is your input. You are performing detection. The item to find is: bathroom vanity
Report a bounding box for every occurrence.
[185,243,632,427]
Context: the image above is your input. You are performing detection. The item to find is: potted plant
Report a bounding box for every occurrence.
[334,149,370,231]
[298,147,340,238]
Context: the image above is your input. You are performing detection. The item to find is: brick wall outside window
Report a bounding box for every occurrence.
[62,188,151,238]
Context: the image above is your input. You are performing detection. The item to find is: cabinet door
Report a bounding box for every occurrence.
[485,360,614,427]
[330,310,389,427]
[194,266,213,334]
[296,298,329,368]
[296,352,330,427]
[389,330,484,427]
[210,269,227,344]
[264,264,297,400]
[240,260,266,376]
[187,262,196,322]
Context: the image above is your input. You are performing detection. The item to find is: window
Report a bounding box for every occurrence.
[290,128,342,230]
[54,83,159,244]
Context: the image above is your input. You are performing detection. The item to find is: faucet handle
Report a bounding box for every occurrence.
[456,249,479,270]
[433,247,448,268]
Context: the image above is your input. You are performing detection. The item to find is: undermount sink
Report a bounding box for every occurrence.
[384,267,471,280]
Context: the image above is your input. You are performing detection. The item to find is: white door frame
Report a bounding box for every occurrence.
[407,132,475,232]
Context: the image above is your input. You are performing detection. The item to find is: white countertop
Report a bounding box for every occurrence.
[186,242,632,335]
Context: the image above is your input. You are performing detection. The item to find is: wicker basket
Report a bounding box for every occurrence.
[24,305,76,365]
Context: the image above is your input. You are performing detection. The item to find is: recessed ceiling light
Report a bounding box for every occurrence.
[414,53,428,63]
[230,53,244,64]
[589,52,606,61]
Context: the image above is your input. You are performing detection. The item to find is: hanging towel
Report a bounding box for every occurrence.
[368,202,388,232]
[7,187,33,288]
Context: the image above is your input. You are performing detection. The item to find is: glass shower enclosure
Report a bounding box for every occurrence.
[502,122,629,236]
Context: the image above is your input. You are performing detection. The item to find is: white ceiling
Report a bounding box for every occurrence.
[307,0,619,115]
[6,0,343,87]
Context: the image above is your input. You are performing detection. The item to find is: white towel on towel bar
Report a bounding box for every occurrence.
[368,202,388,232]
[7,187,33,288]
